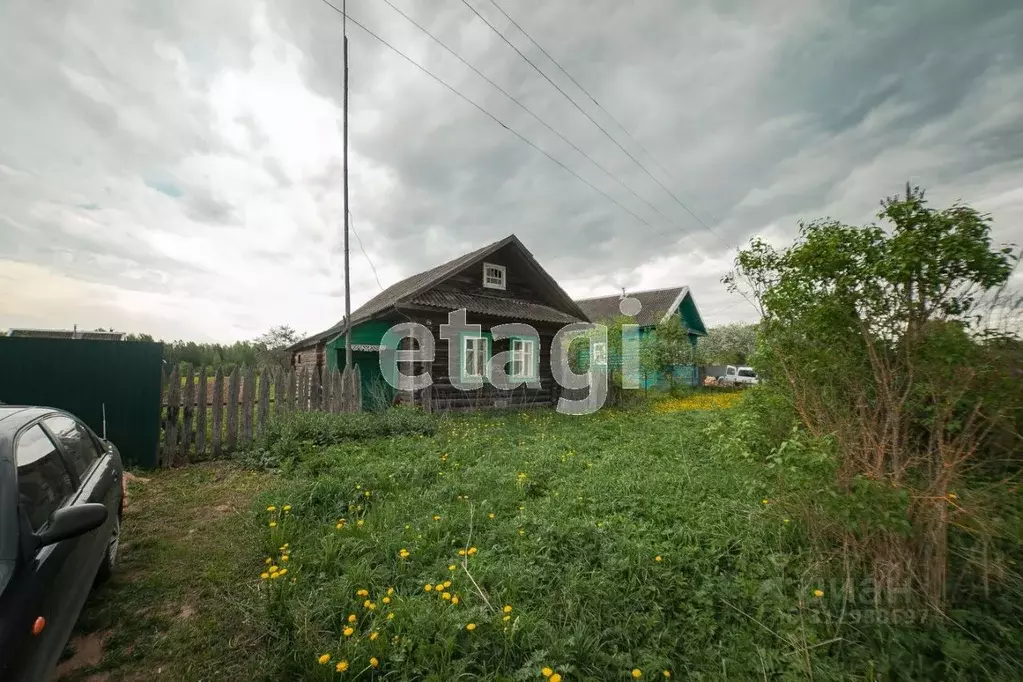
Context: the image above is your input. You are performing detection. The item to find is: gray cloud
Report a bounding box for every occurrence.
[1,0,1021,338]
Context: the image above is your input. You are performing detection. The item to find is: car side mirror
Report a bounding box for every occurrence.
[35,504,108,550]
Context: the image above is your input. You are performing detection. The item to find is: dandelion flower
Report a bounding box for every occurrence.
[367,602,377,611]
[335,660,349,672]
[270,572,281,580]
[363,599,372,608]
[518,529,525,536]
[281,555,290,562]
[424,584,433,592]
[502,615,510,622]
[369,657,379,668]
[269,565,279,573]
[783,519,790,524]
[488,513,495,519]
[370,631,379,641]
[265,557,272,564]
[442,592,451,600]
[356,589,369,597]
[458,549,466,556]
[632,669,643,679]
[813,589,824,598]
[283,505,291,512]
[550,675,562,682]
[348,613,357,623]
[336,523,344,530]
[655,556,663,562]
[542,668,553,678]
[278,568,288,576]
[948,492,958,500]
[451,596,460,605]
[267,505,277,512]
[269,521,277,528]
[382,596,391,605]
[387,613,395,620]
[317,653,331,665]
[519,506,525,511]
[433,515,441,521]
[260,572,269,580]
[356,520,364,527]
[465,623,476,631]
[663,671,672,678]
[343,627,354,637]
[503,605,512,613]
[761,498,769,505]
[468,547,478,556]
[399,549,410,559]
[448,564,456,571]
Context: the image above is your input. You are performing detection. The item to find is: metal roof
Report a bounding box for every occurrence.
[410,290,580,324]
[575,286,692,327]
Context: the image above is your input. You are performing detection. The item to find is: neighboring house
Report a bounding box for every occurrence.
[573,286,708,388]
[8,328,127,341]
[290,234,588,411]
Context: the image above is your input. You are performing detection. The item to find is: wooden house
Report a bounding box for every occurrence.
[290,235,588,411]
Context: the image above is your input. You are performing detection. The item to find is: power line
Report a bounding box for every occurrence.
[313,0,672,240]
[377,0,691,238]
[349,210,385,292]
[462,0,724,243]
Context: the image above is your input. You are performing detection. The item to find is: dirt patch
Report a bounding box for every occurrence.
[53,630,109,680]
[177,604,196,621]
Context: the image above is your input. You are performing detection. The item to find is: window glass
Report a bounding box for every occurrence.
[16,425,75,531]
[738,369,757,378]
[511,339,536,378]
[43,415,99,479]
[464,336,486,378]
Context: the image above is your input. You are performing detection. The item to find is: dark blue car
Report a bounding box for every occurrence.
[0,406,124,681]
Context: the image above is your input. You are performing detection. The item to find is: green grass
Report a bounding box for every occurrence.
[68,404,1022,681]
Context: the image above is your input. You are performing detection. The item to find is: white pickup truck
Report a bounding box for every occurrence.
[718,365,759,386]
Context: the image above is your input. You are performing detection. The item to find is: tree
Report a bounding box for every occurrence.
[254,325,302,372]
[695,323,758,365]
[649,316,695,392]
[726,185,1019,608]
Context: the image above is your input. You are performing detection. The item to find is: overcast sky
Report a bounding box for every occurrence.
[1,0,1021,342]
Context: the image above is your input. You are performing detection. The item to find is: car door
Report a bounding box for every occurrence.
[3,423,83,680]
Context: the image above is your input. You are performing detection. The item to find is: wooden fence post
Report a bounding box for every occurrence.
[421,361,433,413]
[180,365,194,466]
[226,367,240,452]
[298,368,308,412]
[195,366,207,459]
[285,368,295,413]
[163,365,180,467]
[331,368,343,413]
[323,366,334,413]
[310,366,322,412]
[212,367,224,457]
[242,366,256,447]
[274,368,286,416]
[257,368,271,434]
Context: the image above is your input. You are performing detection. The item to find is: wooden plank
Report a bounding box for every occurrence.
[331,368,343,413]
[226,367,240,452]
[211,367,224,457]
[352,365,362,412]
[163,365,180,467]
[241,366,256,447]
[322,366,334,413]
[257,368,271,433]
[310,366,322,412]
[274,367,287,416]
[181,365,195,465]
[195,366,208,458]
[298,368,308,412]
[285,368,296,413]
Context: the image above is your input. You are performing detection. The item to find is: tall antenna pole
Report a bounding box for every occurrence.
[342,0,353,370]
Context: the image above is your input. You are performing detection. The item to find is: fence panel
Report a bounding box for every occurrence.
[257,368,271,435]
[196,366,208,457]
[241,366,255,447]
[211,367,224,457]
[181,365,195,465]
[226,368,240,452]
[164,365,181,467]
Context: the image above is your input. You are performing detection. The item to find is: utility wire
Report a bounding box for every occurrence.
[487,0,721,227]
[314,0,672,240]
[462,0,724,243]
[349,210,385,292]
[377,0,690,238]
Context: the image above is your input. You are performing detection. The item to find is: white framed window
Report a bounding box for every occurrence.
[510,338,537,379]
[463,335,488,379]
[592,341,607,366]
[482,262,506,290]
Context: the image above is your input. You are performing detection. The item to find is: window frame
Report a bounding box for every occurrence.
[460,333,491,382]
[591,341,608,366]
[509,337,539,380]
[482,262,506,290]
[42,414,101,482]
[14,421,78,533]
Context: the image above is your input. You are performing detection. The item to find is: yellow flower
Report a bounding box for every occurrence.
[267,506,277,512]
[468,547,478,556]
[336,523,344,530]
[363,599,372,608]
[442,592,451,600]
[399,548,410,559]
[370,631,379,641]
[356,520,364,527]
[465,623,476,631]
[335,660,349,673]
[269,565,279,573]
[542,668,553,678]
[761,498,769,505]
[783,519,791,524]
[813,589,824,598]
[948,492,958,500]
[632,669,643,679]
[317,653,330,665]
[382,596,391,605]
[518,529,525,536]
[502,615,510,622]
[433,515,441,521]
[356,589,369,597]
[488,513,495,519]
[448,564,456,571]
[451,596,460,605]
[387,612,395,620]
[367,602,377,611]
[270,572,281,580]
[663,671,671,678]
[268,521,277,528]
[519,506,525,511]
[283,505,291,512]
[356,484,361,490]
[655,556,663,562]
[343,627,354,637]
[364,491,371,498]
[281,555,290,562]
[265,557,272,564]
[550,675,562,682]
[387,587,395,595]
[503,605,512,613]
[278,568,288,576]
[369,657,379,668]
[457,549,466,556]
[424,584,433,592]
[348,613,357,623]
[260,572,269,580]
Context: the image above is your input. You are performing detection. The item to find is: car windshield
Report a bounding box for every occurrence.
[738,369,757,378]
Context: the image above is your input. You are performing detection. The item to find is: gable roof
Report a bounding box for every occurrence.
[291,235,586,349]
[574,286,706,333]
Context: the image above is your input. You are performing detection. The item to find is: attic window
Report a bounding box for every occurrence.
[482,262,506,290]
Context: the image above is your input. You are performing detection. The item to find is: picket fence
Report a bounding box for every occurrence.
[159,364,361,467]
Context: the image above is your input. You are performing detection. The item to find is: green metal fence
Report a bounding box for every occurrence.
[0,337,164,467]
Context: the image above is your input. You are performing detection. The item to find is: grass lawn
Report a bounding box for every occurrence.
[62,400,1020,680]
